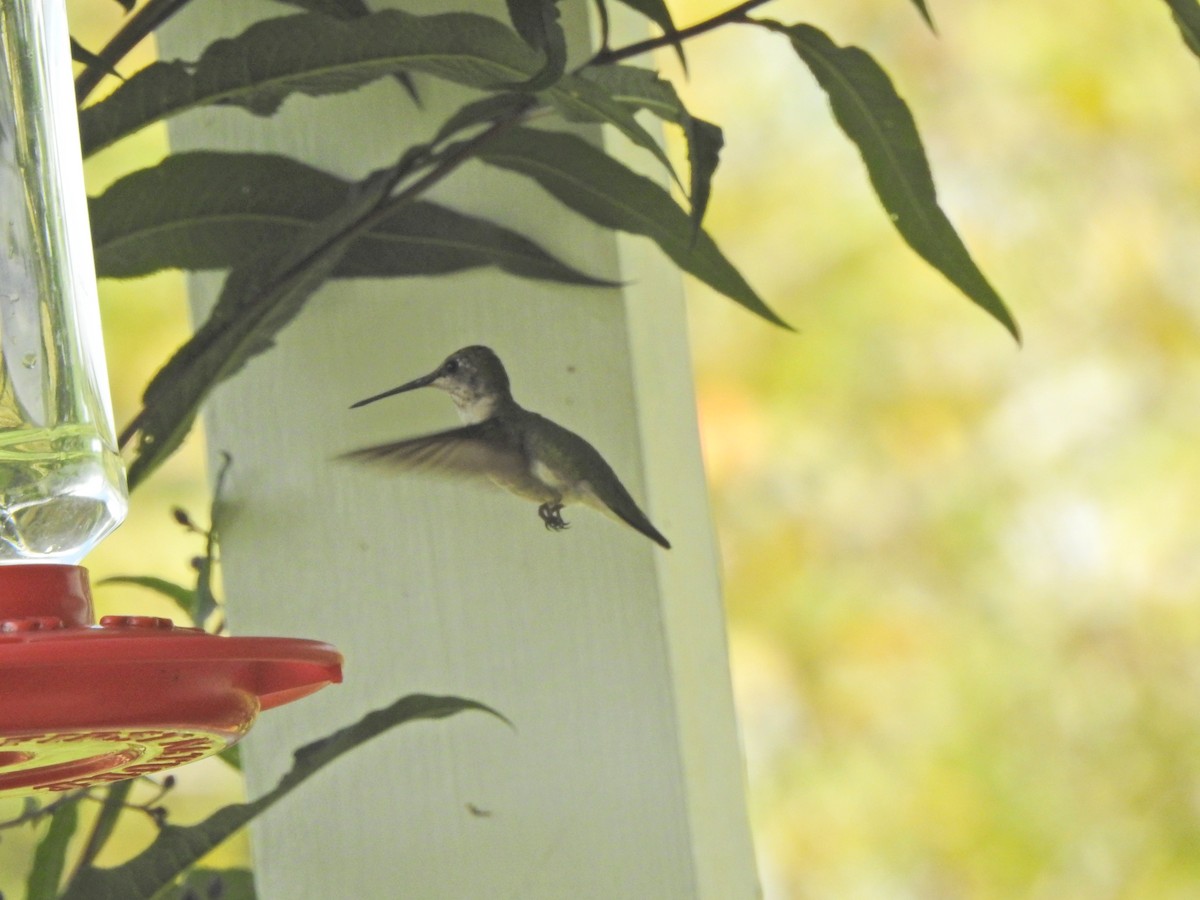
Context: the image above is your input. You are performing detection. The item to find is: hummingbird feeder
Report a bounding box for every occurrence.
[0,0,341,796]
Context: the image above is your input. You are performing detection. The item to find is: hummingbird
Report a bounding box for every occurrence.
[340,345,671,549]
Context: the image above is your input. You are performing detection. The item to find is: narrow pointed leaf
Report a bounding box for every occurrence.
[74,781,135,873]
[269,0,369,14]
[476,127,789,328]
[581,65,723,229]
[194,452,233,631]
[770,21,1018,340]
[544,73,681,189]
[80,11,539,157]
[612,0,686,69]
[26,799,81,900]
[91,152,611,286]
[907,0,936,32]
[75,0,202,105]
[266,0,420,103]
[1164,0,1200,61]
[124,161,402,488]
[503,0,567,90]
[61,695,506,900]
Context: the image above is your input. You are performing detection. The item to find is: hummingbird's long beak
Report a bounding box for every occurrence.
[350,371,438,409]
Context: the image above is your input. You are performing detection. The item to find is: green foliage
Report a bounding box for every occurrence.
[124,160,404,486]
[1164,0,1200,60]
[90,153,610,288]
[504,0,568,89]
[60,695,506,900]
[168,867,255,900]
[80,11,536,154]
[610,0,686,67]
[81,2,1023,485]
[475,126,783,326]
[99,456,231,628]
[905,0,935,31]
[25,798,80,900]
[580,64,723,230]
[761,20,1020,341]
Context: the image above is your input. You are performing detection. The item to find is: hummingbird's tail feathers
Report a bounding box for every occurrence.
[616,508,672,550]
[582,478,671,549]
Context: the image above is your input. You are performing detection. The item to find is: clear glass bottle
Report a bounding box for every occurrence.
[0,0,127,562]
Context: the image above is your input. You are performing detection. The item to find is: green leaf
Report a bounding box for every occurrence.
[906,0,936,32]
[98,575,198,622]
[503,0,567,90]
[269,0,369,15]
[431,92,533,146]
[581,65,724,230]
[80,10,540,157]
[543,73,681,189]
[74,781,135,874]
[218,744,242,772]
[166,868,256,900]
[265,0,420,105]
[26,798,81,900]
[769,21,1018,340]
[476,127,789,328]
[61,695,506,900]
[192,452,230,631]
[76,1,206,108]
[90,152,611,286]
[123,160,404,488]
[612,0,686,69]
[1164,0,1200,61]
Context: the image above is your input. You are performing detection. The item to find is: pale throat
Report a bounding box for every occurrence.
[451,391,499,424]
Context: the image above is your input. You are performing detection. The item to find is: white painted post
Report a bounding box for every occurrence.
[157,2,757,896]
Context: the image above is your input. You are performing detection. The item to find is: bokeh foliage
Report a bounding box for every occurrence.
[676,0,1200,895]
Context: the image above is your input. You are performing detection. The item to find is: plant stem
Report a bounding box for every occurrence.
[589,0,776,66]
[75,0,200,106]
[70,780,133,877]
[0,790,84,830]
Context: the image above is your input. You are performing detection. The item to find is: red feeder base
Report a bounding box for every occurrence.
[0,565,342,796]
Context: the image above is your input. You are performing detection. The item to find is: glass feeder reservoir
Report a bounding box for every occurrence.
[0,0,126,560]
[0,0,341,797]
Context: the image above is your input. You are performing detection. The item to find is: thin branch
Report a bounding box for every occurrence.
[589,0,775,66]
[0,790,84,830]
[75,0,199,106]
[70,780,134,877]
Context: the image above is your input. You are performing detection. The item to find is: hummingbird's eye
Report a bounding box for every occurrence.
[443,359,459,374]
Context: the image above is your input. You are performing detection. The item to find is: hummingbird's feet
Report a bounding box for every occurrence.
[538,502,569,532]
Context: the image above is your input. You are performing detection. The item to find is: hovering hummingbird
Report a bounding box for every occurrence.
[341,346,671,549]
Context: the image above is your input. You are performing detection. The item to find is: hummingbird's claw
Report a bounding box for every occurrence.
[538,502,569,532]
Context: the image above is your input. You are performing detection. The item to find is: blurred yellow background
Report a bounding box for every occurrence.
[671,0,1200,896]
[5,0,1200,896]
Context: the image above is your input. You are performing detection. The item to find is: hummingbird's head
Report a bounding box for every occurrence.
[351,345,512,424]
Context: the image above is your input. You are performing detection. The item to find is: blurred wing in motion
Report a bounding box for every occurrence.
[338,419,529,487]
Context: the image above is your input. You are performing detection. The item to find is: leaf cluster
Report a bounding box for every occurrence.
[73,0,1024,488]
[15,693,503,899]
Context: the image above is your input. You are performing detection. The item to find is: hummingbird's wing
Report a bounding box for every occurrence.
[338,420,532,487]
